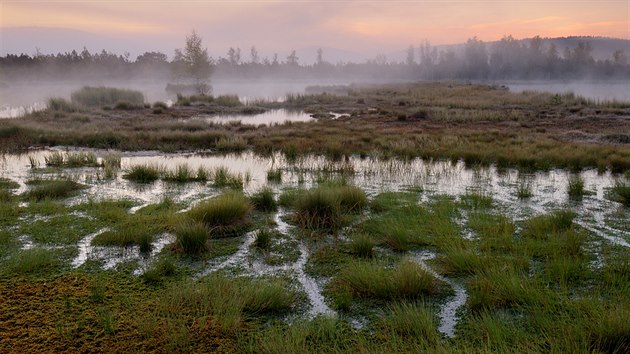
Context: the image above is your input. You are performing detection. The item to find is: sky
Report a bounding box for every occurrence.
[1,0,629,62]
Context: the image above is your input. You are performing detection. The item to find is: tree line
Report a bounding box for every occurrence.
[1,34,628,83]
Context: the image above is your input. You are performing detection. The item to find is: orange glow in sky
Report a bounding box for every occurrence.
[1,0,628,56]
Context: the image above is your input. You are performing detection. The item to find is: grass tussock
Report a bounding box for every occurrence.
[293,185,367,231]
[567,175,586,199]
[24,178,85,201]
[187,191,252,237]
[175,221,209,254]
[160,275,295,333]
[44,151,99,168]
[266,168,282,183]
[123,164,162,183]
[212,167,244,189]
[5,248,62,275]
[521,210,575,240]
[71,86,144,107]
[607,181,630,206]
[377,302,440,345]
[250,187,277,212]
[348,233,375,258]
[331,260,442,302]
[163,164,209,183]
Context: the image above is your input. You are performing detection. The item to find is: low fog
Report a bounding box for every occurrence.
[1,35,629,117]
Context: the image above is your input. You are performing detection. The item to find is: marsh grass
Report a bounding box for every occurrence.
[332,260,441,301]
[516,181,533,199]
[607,181,630,206]
[142,257,177,284]
[5,248,62,274]
[521,210,575,240]
[460,192,493,209]
[24,178,85,200]
[253,228,273,250]
[163,164,209,183]
[187,192,252,237]
[250,187,277,212]
[212,167,244,189]
[266,168,282,183]
[47,97,78,112]
[567,175,586,199]
[294,185,366,231]
[92,215,161,247]
[71,86,144,107]
[348,233,375,258]
[377,302,440,344]
[123,164,162,183]
[467,268,554,310]
[160,275,295,333]
[175,221,209,254]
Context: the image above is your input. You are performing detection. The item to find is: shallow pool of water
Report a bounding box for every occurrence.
[193,109,315,126]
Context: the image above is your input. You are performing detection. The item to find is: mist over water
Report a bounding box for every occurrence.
[506,81,630,102]
[2,78,629,119]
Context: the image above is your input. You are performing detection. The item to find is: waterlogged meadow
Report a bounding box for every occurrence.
[0,146,628,352]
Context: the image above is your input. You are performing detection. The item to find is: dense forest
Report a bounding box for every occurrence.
[1,35,629,83]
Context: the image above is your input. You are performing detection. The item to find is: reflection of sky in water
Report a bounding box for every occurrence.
[2,148,628,332]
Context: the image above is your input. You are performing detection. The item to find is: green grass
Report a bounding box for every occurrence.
[0,177,19,190]
[71,86,144,107]
[516,181,533,199]
[142,256,177,285]
[266,168,282,183]
[175,221,209,254]
[567,175,585,199]
[4,248,63,275]
[377,302,440,345]
[92,215,162,248]
[163,164,208,183]
[521,210,575,240]
[293,185,366,231]
[160,275,295,333]
[24,179,85,201]
[250,187,277,212]
[187,191,252,237]
[460,192,493,209]
[607,181,630,206]
[212,167,244,189]
[44,151,99,168]
[348,233,375,258]
[253,228,273,250]
[123,164,162,183]
[467,267,555,310]
[331,259,442,302]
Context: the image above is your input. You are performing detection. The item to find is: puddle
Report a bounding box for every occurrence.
[193,109,315,126]
[410,250,467,338]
